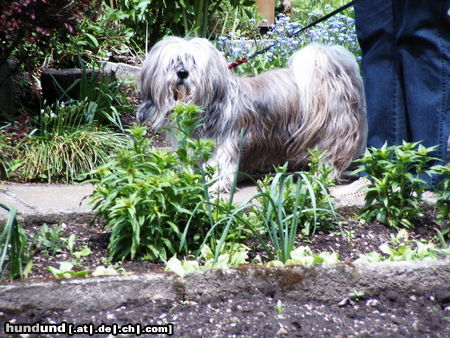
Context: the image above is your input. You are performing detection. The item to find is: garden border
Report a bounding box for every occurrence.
[0,260,448,312]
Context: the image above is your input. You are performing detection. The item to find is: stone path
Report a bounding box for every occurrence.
[0,183,94,225]
[0,178,439,225]
[0,180,371,225]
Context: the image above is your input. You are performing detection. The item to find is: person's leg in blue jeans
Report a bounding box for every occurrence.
[354,0,450,186]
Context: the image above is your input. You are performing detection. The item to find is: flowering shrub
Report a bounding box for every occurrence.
[305,9,360,56]
[0,0,98,67]
[218,8,360,75]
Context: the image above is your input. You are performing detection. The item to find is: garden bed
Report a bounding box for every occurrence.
[7,205,448,283]
[1,203,449,337]
[2,200,448,337]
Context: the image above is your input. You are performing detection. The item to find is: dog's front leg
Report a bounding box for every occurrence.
[207,139,239,193]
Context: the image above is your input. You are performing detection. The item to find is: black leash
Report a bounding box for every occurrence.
[228,0,361,69]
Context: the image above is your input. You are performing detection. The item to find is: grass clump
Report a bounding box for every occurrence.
[231,150,336,263]
[0,204,30,281]
[3,65,133,183]
[5,92,130,183]
[12,125,129,183]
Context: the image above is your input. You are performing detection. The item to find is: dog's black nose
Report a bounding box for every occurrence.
[177,69,189,79]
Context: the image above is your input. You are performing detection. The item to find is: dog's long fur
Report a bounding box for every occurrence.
[137,36,367,191]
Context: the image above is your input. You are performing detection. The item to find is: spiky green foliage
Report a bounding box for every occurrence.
[0,204,29,281]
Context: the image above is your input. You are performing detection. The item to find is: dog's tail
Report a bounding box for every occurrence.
[288,44,367,177]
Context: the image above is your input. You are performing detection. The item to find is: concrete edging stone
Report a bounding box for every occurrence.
[0,260,448,312]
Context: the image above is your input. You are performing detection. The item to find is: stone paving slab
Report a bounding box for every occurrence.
[0,183,95,225]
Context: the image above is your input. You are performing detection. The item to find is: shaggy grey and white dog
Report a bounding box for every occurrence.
[137,36,367,191]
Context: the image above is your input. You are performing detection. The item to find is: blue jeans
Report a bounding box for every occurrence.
[354,0,450,185]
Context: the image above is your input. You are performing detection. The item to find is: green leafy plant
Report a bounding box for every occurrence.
[61,4,136,64]
[90,104,231,261]
[430,164,450,224]
[32,224,65,256]
[37,99,93,136]
[355,141,437,229]
[348,290,365,301]
[0,204,30,281]
[65,234,77,254]
[355,241,450,263]
[355,230,449,263]
[276,300,285,314]
[79,70,131,132]
[47,261,89,279]
[265,246,339,267]
[51,63,132,132]
[435,227,450,249]
[71,246,92,259]
[108,0,254,46]
[238,150,336,263]
[165,243,249,277]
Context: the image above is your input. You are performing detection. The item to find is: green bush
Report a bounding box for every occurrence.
[31,224,66,256]
[107,0,253,46]
[89,104,228,261]
[355,141,437,229]
[57,5,136,65]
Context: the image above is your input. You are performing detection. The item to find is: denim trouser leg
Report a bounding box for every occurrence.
[355,0,450,184]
